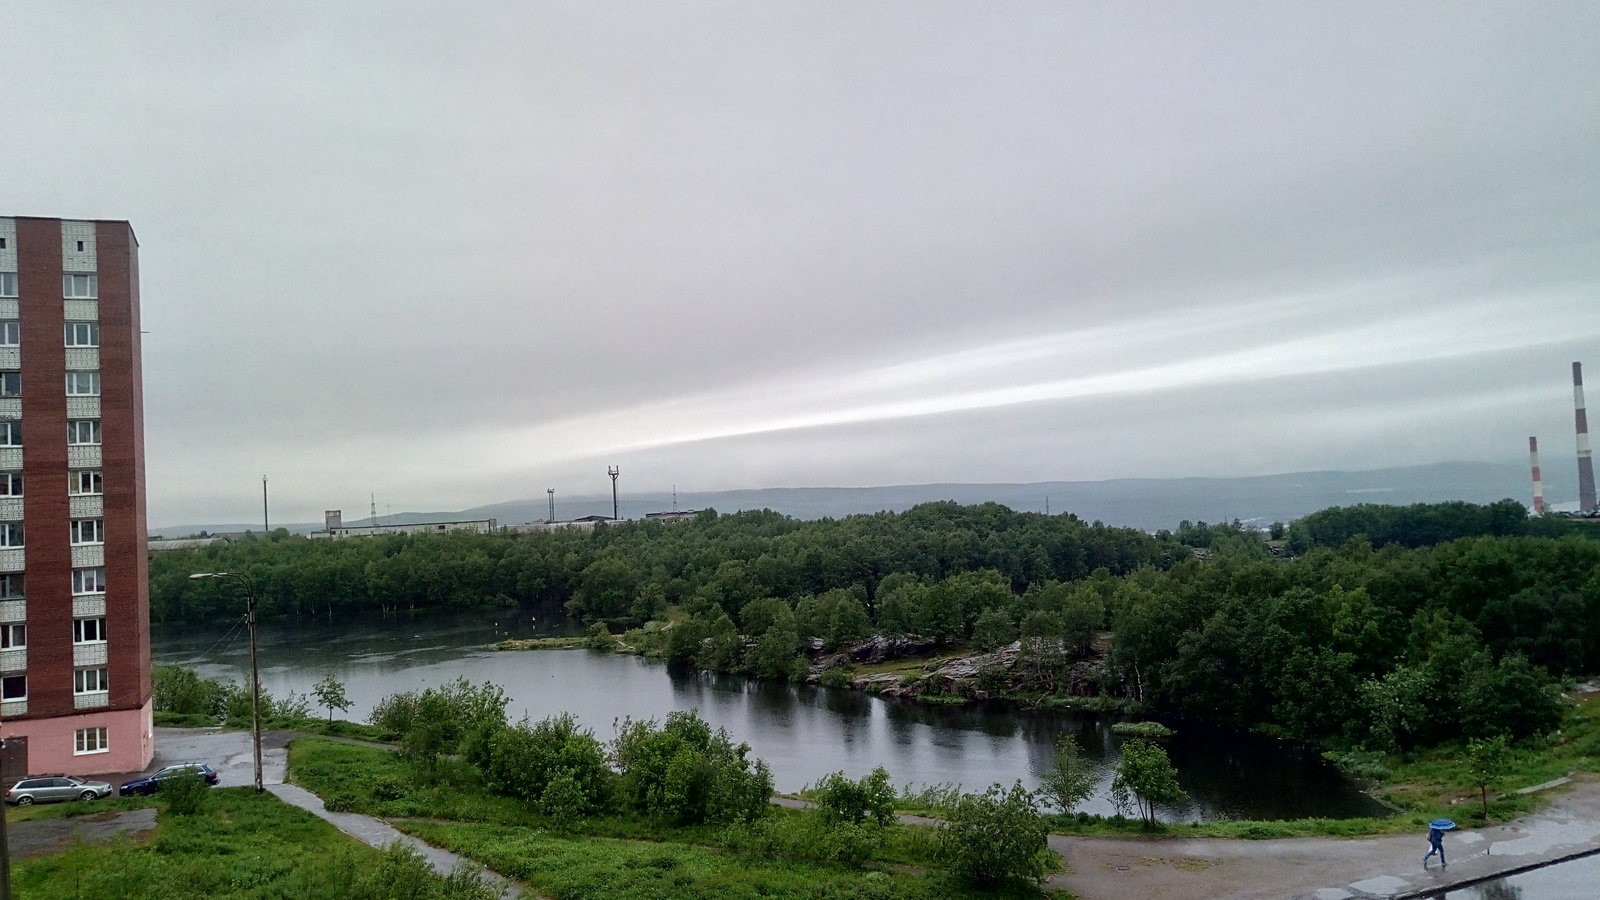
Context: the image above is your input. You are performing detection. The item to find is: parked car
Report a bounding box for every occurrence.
[6,775,114,805]
[118,762,221,797]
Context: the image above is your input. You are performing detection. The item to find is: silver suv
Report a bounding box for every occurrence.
[5,775,114,805]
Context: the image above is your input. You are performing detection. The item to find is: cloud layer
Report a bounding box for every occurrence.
[1,2,1595,526]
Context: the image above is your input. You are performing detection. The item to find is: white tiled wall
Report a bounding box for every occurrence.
[61,221,97,271]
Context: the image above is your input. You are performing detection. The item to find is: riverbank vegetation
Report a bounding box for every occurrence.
[153,499,1600,827]
[152,663,389,740]
[290,679,1063,897]
[10,786,499,899]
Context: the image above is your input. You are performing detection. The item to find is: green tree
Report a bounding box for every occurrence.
[1038,734,1095,814]
[1110,739,1187,826]
[1359,665,1431,751]
[1466,734,1513,820]
[312,671,351,722]
[937,781,1049,886]
[970,607,1016,652]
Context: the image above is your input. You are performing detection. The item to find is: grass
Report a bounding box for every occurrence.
[152,709,395,743]
[397,820,1065,900]
[489,636,588,651]
[10,786,498,899]
[288,738,1065,898]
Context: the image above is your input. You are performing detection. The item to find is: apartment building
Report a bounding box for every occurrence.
[0,216,152,776]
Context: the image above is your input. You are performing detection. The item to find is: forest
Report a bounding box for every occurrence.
[151,499,1600,751]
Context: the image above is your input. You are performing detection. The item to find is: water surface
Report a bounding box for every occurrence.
[152,608,1386,821]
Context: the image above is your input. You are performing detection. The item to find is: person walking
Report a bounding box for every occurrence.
[1424,818,1455,867]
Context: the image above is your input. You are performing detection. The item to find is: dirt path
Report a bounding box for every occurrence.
[1050,776,1600,900]
[6,808,158,859]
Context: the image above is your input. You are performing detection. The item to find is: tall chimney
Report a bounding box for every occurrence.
[1529,437,1545,515]
[1578,362,1597,513]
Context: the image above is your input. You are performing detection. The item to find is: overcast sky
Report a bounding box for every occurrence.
[2,2,1597,527]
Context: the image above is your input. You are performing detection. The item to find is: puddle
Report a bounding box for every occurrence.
[1349,874,1409,894]
[1489,816,1600,856]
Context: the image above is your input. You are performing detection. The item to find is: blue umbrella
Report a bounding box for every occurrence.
[1430,819,1457,830]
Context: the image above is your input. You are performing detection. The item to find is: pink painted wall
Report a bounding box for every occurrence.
[1,699,152,776]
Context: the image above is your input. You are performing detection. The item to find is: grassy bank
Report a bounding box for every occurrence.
[397,820,1055,900]
[10,786,497,899]
[288,737,1065,898]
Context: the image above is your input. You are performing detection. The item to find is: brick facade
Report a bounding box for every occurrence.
[0,216,152,776]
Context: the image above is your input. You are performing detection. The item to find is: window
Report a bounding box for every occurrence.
[1,674,24,700]
[70,519,104,545]
[73,618,105,643]
[0,523,22,548]
[63,273,97,299]
[72,567,105,594]
[65,322,99,347]
[0,574,22,599]
[65,371,99,396]
[69,470,102,495]
[1,624,23,649]
[67,420,100,445]
[0,373,18,398]
[0,421,18,446]
[0,273,15,298]
[73,668,107,694]
[0,474,16,498]
[75,241,84,252]
[0,322,17,345]
[74,727,108,754]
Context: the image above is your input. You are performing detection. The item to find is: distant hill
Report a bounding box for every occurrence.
[153,460,1544,537]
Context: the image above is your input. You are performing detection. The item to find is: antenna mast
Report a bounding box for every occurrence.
[262,476,269,532]
[547,488,555,523]
[608,466,620,520]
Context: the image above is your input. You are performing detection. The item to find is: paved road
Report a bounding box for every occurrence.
[1051,776,1600,900]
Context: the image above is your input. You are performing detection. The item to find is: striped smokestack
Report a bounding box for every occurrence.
[1578,362,1597,513]
[1530,436,1545,514]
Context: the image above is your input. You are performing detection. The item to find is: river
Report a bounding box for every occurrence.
[151,607,1388,822]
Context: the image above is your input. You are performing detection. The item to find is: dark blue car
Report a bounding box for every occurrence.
[119,763,220,796]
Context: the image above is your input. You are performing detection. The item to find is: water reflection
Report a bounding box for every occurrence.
[153,608,1385,820]
[1439,850,1600,899]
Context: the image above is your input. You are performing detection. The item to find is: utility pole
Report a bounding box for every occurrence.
[262,476,269,533]
[189,572,263,792]
[608,466,620,521]
[547,488,555,523]
[0,736,10,900]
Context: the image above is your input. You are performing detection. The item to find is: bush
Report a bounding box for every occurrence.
[937,781,1049,886]
[152,665,230,717]
[612,710,773,825]
[815,767,895,826]
[373,679,509,772]
[482,713,608,813]
[819,663,854,689]
[162,773,210,816]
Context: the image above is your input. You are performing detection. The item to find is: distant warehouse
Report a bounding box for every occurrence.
[310,510,496,539]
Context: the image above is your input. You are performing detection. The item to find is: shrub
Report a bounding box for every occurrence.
[937,781,1049,886]
[815,767,895,826]
[162,773,210,816]
[482,713,608,813]
[612,710,773,824]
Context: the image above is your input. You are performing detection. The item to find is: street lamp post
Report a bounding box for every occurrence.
[190,572,263,793]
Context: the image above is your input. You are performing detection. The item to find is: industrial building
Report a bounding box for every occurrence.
[0,216,153,776]
[309,509,497,539]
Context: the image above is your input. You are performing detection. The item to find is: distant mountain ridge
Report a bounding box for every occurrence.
[154,460,1543,537]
